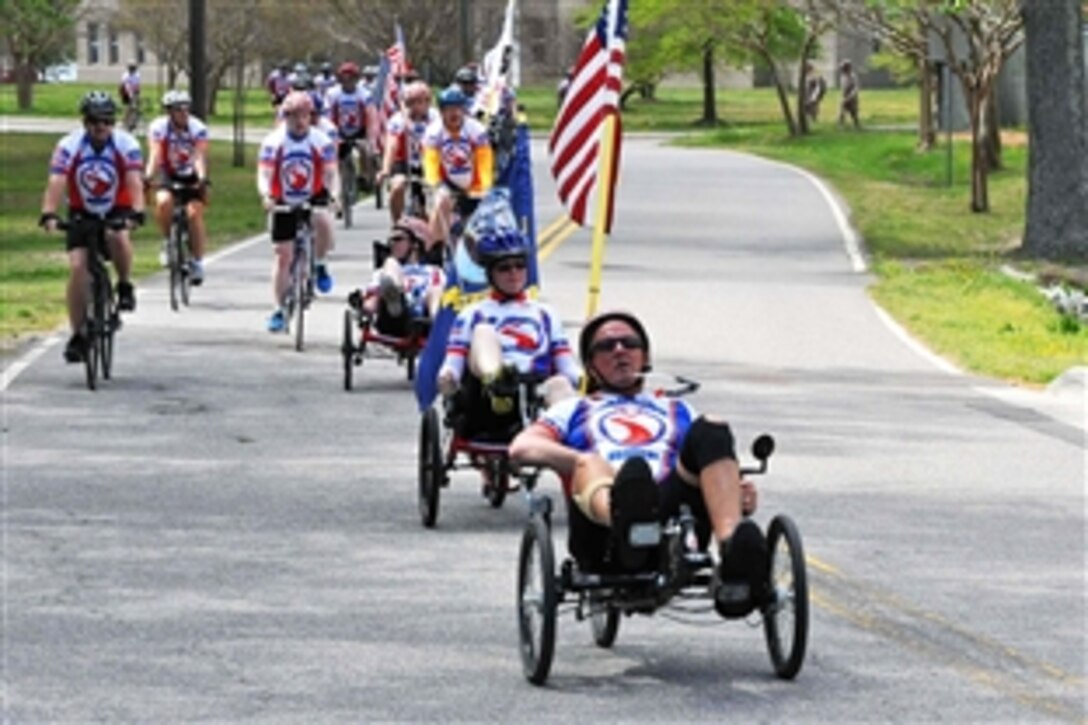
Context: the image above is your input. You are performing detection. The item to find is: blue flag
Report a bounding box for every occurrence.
[413,123,539,411]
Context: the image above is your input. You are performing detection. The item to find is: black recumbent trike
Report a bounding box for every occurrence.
[514,387,809,686]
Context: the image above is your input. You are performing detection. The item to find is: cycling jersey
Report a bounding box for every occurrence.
[315,72,338,99]
[387,108,439,169]
[421,117,493,194]
[368,263,445,319]
[442,292,579,384]
[119,72,140,104]
[266,70,291,103]
[49,129,143,216]
[257,126,336,206]
[538,392,697,482]
[315,116,339,144]
[326,85,372,138]
[148,115,208,180]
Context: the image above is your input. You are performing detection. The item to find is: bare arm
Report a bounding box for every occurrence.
[40,174,67,216]
[509,423,581,477]
[125,168,145,215]
[193,139,209,180]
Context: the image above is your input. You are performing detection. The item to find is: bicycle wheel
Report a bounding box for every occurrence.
[590,597,620,648]
[100,313,115,381]
[517,514,557,685]
[178,220,191,307]
[342,309,356,391]
[341,160,356,229]
[83,284,100,391]
[763,514,809,680]
[418,407,443,528]
[167,221,180,312]
[293,260,306,352]
[484,459,508,509]
[405,353,416,381]
[374,172,384,210]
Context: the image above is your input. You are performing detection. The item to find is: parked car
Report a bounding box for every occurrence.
[40,63,79,83]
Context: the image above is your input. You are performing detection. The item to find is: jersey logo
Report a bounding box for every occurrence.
[496,316,544,353]
[597,407,669,447]
[77,159,118,200]
[282,158,313,193]
[441,141,471,173]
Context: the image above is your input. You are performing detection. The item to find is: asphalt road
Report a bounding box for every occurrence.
[2,134,1085,722]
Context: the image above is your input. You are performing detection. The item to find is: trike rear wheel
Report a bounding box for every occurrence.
[762,514,809,680]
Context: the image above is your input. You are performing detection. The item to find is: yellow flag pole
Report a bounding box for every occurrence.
[584,113,618,320]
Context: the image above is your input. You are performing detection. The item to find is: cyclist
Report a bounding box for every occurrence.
[326,62,375,193]
[509,311,767,619]
[146,90,209,284]
[361,65,379,93]
[437,223,579,425]
[421,86,493,252]
[267,60,291,108]
[349,217,444,336]
[378,80,438,225]
[454,65,481,116]
[315,61,338,100]
[39,91,145,363]
[118,61,141,130]
[257,91,339,333]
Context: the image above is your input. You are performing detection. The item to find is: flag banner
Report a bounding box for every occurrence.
[480,0,519,118]
[414,125,538,411]
[548,0,627,231]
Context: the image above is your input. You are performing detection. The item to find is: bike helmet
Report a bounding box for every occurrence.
[475,227,528,268]
[320,61,332,73]
[362,65,379,79]
[293,61,309,74]
[80,91,117,120]
[161,89,191,109]
[338,61,360,78]
[291,72,314,91]
[127,60,138,70]
[392,216,432,250]
[438,86,466,109]
[403,81,431,103]
[281,90,314,116]
[578,310,651,368]
[455,66,478,85]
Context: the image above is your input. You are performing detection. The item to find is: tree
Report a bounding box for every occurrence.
[1,0,82,110]
[116,0,187,88]
[794,0,835,135]
[1020,0,1087,260]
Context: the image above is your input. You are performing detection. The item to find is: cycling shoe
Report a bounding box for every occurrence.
[609,456,660,571]
[63,333,87,363]
[714,519,768,619]
[266,309,286,333]
[116,281,136,312]
[316,265,334,294]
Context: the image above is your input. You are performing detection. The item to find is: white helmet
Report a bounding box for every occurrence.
[162,90,192,109]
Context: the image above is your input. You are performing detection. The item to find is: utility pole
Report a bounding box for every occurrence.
[459,0,473,64]
[189,0,207,117]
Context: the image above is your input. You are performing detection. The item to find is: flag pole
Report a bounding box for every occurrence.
[584,112,617,320]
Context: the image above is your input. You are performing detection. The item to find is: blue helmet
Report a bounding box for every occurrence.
[476,228,528,268]
[438,85,466,109]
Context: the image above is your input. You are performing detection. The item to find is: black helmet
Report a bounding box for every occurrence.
[578,310,651,368]
[79,91,117,120]
[455,66,478,85]
[291,72,314,91]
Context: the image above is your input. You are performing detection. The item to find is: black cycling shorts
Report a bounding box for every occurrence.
[65,208,130,254]
[269,191,328,243]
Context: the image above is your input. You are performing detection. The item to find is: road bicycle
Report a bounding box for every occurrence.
[272,203,318,352]
[160,180,206,311]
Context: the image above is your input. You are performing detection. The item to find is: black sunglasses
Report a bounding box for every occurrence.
[590,334,645,355]
[494,259,527,273]
[87,117,116,127]
[388,234,411,243]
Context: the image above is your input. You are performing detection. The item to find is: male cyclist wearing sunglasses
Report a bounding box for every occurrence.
[510,310,768,620]
[40,91,145,364]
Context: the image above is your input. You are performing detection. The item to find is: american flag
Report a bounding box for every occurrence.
[548,0,627,231]
[375,24,408,154]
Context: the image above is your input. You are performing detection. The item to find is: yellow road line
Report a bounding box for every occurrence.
[538,219,580,261]
[537,215,571,245]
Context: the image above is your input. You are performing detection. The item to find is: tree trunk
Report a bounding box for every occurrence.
[918,59,935,151]
[700,42,717,126]
[968,91,989,212]
[983,88,1002,171]
[1021,0,1088,260]
[761,50,797,137]
[14,59,35,110]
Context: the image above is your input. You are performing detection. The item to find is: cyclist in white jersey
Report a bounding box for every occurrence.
[326,62,375,187]
[257,91,340,333]
[146,90,210,284]
[315,61,338,101]
[510,311,767,618]
[39,92,145,363]
[378,81,439,225]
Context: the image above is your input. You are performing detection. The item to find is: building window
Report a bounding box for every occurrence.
[135,33,146,64]
[87,22,100,65]
[109,25,120,65]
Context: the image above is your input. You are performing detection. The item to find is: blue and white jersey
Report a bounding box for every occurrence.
[538,392,696,482]
[49,129,143,216]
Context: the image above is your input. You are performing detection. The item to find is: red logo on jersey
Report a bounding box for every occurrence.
[283,158,312,192]
[598,408,668,447]
[77,161,118,199]
[442,142,471,171]
[497,317,543,353]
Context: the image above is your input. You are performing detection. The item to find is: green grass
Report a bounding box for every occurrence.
[676,119,1087,384]
[0,133,265,340]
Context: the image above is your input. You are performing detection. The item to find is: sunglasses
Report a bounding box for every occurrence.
[493,259,527,273]
[389,234,411,244]
[590,335,645,355]
[87,117,116,127]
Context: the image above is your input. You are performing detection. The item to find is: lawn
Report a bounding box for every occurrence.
[0,133,265,341]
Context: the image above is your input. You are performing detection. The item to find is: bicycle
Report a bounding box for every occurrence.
[122,98,142,134]
[338,139,359,229]
[160,179,206,312]
[56,215,130,390]
[272,202,318,352]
